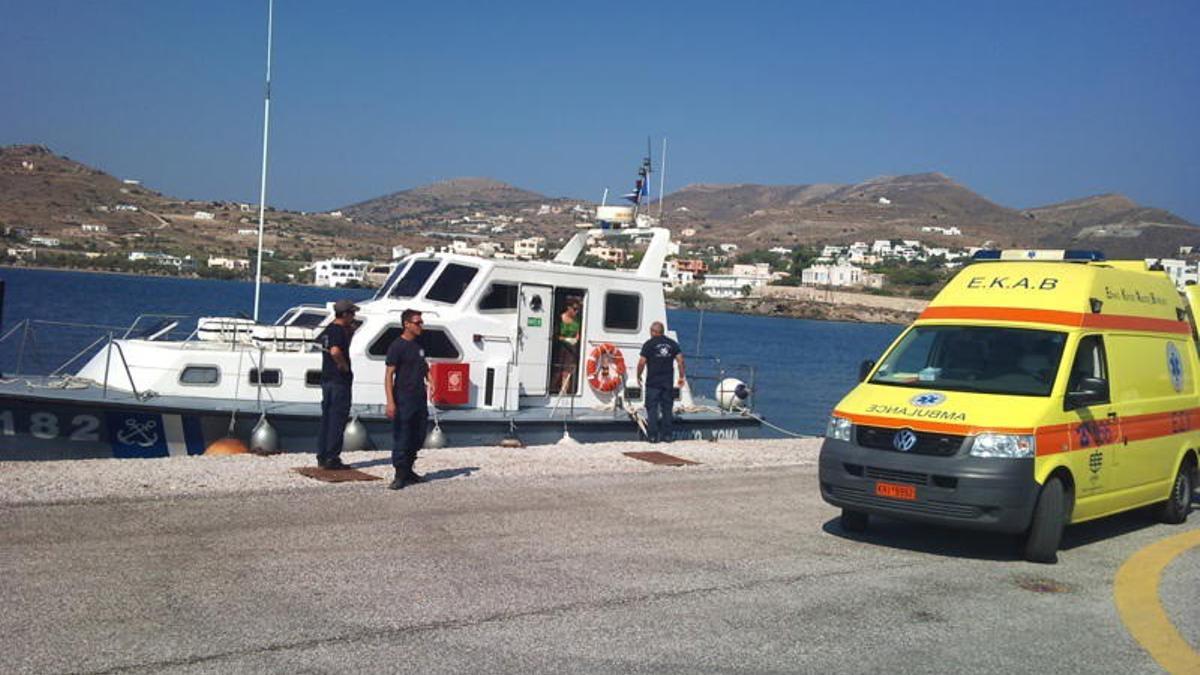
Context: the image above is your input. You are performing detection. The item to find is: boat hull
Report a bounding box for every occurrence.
[0,380,762,460]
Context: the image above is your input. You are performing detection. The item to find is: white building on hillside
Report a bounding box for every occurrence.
[193,211,215,221]
[207,256,251,271]
[701,263,774,298]
[514,236,546,259]
[310,259,370,287]
[663,260,696,291]
[588,245,626,265]
[800,263,884,289]
[392,245,412,260]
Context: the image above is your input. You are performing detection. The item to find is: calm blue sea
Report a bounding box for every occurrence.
[0,267,901,435]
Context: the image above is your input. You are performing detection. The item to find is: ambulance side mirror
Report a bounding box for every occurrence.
[1065,377,1109,410]
[858,359,876,382]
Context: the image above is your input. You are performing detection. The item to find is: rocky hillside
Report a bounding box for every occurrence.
[2,144,1195,269]
[0,145,409,272]
[656,173,1196,257]
[342,177,550,223]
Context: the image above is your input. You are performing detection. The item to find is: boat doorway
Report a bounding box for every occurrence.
[550,288,586,396]
[517,284,553,396]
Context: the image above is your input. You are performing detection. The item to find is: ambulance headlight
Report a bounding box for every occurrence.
[970,433,1035,458]
[826,416,853,442]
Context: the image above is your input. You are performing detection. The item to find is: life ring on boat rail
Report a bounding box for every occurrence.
[586,342,627,393]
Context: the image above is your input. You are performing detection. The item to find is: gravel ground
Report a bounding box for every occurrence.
[0,437,821,506]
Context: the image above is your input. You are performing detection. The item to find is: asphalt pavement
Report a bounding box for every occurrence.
[3,464,1197,674]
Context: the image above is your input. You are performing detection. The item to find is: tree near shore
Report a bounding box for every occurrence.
[668,283,711,308]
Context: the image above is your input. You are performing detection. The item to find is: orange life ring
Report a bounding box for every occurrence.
[585,343,627,393]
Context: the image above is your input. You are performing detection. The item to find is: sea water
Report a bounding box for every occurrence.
[0,267,900,436]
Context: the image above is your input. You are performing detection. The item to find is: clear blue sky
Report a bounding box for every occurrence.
[3,1,1198,221]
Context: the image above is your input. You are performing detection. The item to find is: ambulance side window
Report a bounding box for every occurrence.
[1067,335,1108,398]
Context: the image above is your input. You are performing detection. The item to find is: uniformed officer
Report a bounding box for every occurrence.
[384,308,430,489]
[637,321,685,443]
[316,299,358,470]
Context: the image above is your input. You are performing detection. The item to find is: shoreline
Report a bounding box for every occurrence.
[3,264,920,326]
[0,438,820,507]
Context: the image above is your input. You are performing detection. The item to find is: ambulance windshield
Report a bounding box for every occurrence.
[871,325,1067,396]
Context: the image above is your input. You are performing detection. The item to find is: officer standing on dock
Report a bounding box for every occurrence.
[316,299,358,470]
[385,308,430,490]
[637,321,685,443]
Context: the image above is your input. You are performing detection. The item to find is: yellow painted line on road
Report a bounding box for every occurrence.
[1114,528,1200,674]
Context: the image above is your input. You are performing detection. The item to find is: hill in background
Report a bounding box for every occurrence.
[2,144,1196,274]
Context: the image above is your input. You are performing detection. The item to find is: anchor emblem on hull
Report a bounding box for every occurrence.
[116,418,160,447]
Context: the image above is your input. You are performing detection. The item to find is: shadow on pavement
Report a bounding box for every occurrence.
[347,458,479,482]
[820,492,1198,561]
[821,517,1020,561]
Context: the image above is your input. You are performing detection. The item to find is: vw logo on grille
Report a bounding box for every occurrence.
[892,429,918,452]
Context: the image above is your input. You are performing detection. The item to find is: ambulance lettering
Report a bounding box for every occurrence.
[966,276,1058,291]
[865,404,967,422]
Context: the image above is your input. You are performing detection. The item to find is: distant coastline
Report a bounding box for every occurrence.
[1,264,923,326]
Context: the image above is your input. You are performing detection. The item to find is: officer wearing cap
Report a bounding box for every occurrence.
[316,299,358,470]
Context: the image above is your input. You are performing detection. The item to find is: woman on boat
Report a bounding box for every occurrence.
[552,297,582,394]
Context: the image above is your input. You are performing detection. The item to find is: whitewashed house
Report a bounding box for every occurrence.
[800,263,884,289]
[701,263,773,298]
[513,237,546,259]
[310,259,370,287]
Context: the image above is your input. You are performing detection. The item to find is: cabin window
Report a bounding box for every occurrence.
[305,369,322,387]
[179,365,220,386]
[249,368,282,387]
[374,260,410,300]
[479,283,519,311]
[369,326,461,360]
[289,311,326,328]
[388,259,438,299]
[426,263,479,304]
[604,292,641,331]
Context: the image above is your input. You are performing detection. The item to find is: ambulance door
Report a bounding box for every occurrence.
[516,284,552,396]
[1064,334,1123,519]
[1106,333,1194,503]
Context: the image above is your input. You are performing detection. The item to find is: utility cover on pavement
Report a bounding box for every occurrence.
[293,467,382,482]
[623,451,700,466]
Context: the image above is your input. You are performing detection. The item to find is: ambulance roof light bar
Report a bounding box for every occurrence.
[972,249,1106,262]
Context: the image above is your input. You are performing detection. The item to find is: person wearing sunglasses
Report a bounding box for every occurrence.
[384,308,430,489]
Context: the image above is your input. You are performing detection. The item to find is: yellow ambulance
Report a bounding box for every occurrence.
[819,250,1199,563]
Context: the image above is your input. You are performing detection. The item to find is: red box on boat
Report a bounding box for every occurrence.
[430,363,470,406]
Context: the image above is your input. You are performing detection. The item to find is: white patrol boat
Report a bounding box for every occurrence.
[0,217,760,460]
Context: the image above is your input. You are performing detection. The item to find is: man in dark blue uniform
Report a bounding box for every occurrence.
[385,308,430,490]
[637,321,685,443]
[316,299,358,470]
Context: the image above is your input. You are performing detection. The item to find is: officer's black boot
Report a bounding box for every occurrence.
[387,468,406,490]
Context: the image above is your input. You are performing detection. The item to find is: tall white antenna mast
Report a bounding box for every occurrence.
[657,137,667,220]
[252,0,274,322]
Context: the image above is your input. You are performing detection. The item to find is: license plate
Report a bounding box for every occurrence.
[875,481,917,501]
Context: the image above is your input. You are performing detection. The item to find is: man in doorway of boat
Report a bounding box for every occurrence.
[637,321,685,443]
[316,299,358,470]
[552,297,582,394]
[385,308,430,490]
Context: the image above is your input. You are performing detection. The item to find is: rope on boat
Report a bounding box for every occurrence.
[685,404,810,439]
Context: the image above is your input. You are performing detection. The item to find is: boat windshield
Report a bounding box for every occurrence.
[870,325,1067,396]
[374,260,411,300]
[388,259,439,299]
[273,308,297,326]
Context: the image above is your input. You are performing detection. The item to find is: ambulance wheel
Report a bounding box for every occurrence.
[1023,477,1066,564]
[841,509,869,533]
[1155,460,1194,525]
